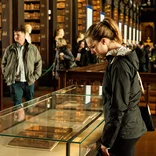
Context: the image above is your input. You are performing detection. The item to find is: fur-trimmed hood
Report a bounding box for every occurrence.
[106,46,139,70]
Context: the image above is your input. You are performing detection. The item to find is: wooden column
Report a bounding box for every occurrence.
[56,0,73,45]
[64,0,73,45]
[1,0,13,54]
[113,0,119,23]
[104,0,112,18]
[104,5,112,18]
[40,0,49,68]
[49,0,57,62]
[92,0,100,23]
[132,5,137,44]
[1,0,13,99]
[119,1,124,38]
[128,7,133,44]
[123,4,129,44]
[0,58,2,110]
[13,0,24,30]
[72,0,77,53]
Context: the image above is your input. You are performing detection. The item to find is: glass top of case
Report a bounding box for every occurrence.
[0,85,104,149]
[53,85,102,96]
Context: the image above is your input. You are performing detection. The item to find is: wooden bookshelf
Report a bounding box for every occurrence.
[77,0,87,34]
[56,0,73,44]
[24,0,49,69]
[92,0,100,23]
[24,0,41,50]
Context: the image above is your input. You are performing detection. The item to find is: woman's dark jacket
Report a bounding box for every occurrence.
[76,48,89,66]
[53,46,75,79]
[101,47,147,148]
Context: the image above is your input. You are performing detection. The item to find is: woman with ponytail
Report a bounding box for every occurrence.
[85,18,147,156]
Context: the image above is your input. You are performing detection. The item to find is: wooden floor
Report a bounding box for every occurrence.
[1,86,156,156]
[136,125,156,156]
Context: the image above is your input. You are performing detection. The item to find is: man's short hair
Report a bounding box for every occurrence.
[14,26,26,34]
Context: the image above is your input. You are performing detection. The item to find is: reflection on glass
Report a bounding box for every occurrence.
[85,85,91,105]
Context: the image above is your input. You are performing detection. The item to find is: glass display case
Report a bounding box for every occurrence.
[0,85,104,156]
[52,85,103,111]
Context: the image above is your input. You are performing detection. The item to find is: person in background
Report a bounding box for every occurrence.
[88,50,98,64]
[1,26,42,106]
[144,44,151,71]
[54,28,65,56]
[75,40,89,66]
[55,28,65,41]
[150,44,156,72]
[24,24,32,43]
[52,38,75,90]
[85,17,147,156]
[1,26,42,121]
[135,41,149,72]
[77,32,85,43]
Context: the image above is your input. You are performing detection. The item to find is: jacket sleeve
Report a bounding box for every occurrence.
[63,49,75,61]
[34,47,42,80]
[101,65,131,148]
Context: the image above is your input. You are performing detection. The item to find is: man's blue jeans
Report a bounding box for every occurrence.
[9,82,34,106]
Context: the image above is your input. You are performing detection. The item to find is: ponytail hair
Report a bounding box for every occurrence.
[85,17,122,44]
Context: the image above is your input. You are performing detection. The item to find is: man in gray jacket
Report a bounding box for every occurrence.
[1,26,42,107]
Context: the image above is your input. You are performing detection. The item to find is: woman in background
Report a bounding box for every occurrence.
[52,38,75,90]
[85,17,147,156]
[55,28,65,41]
[75,40,89,66]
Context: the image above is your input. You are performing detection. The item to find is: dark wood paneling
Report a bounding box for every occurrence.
[0,58,2,110]
[40,0,49,68]
[1,0,13,54]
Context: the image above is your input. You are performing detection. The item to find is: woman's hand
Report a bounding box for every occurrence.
[101,145,110,156]
[59,52,64,60]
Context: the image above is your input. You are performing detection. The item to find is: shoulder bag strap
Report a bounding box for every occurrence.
[137,71,148,106]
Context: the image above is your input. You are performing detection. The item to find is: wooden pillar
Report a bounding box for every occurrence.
[72,0,77,53]
[0,58,2,110]
[49,0,57,62]
[128,7,133,44]
[123,4,129,44]
[92,0,101,23]
[136,6,140,44]
[40,0,49,68]
[1,0,13,54]
[132,5,137,44]
[119,1,124,39]
[56,0,73,45]
[13,0,24,30]
[104,0,112,18]
[112,0,119,24]
[104,5,112,18]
